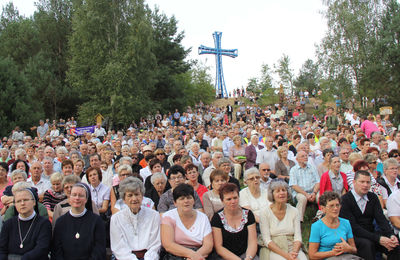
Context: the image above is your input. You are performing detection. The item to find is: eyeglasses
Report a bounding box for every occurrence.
[156,153,165,156]
[247,176,261,182]
[261,168,271,172]
[170,176,184,181]
[369,161,377,164]
[131,157,138,159]
[326,204,341,209]
[392,154,399,158]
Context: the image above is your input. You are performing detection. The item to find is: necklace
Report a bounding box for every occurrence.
[69,209,87,239]
[18,214,37,249]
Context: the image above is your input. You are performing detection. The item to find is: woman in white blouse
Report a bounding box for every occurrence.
[87,167,110,214]
[259,179,307,260]
[239,168,270,223]
[110,177,161,260]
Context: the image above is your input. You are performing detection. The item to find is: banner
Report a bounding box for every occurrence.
[380,106,392,115]
[69,125,95,136]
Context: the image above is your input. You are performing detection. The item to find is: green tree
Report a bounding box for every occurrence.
[0,57,43,137]
[274,54,295,96]
[294,59,320,93]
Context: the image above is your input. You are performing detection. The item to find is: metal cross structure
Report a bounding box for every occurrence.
[198,32,238,98]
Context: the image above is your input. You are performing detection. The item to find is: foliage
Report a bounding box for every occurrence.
[0,57,43,136]
[294,59,321,93]
[274,54,295,96]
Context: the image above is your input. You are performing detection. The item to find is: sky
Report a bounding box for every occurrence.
[2,0,328,93]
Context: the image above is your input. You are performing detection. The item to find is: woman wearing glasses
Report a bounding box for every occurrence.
[0,184,51,259]
[309,191,358,259]
[239,168,270,223]
[259,179,306,260]
[319,156,349,197]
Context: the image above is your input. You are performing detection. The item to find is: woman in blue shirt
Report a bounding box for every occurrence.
[309,191,359,259]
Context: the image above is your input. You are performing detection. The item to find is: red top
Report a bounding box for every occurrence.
[196,184,208,204]
[319,170,349,196]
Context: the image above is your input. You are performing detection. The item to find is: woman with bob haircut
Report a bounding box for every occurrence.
[110,177,161,259]
[260,179,307,260]
[161,183,213,260]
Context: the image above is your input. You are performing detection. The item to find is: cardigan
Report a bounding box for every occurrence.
[339,191,393,243]
[319,170,348,196]
[274,159,295,177]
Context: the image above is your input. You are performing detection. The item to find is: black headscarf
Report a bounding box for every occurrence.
[73,182,93,212]
[14,187,39,215]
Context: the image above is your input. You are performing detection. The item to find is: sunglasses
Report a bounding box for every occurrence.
[392,154,399,158]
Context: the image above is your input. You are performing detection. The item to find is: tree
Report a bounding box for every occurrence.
[274,54,295,96]
[0,57,43,137]
[294,59,321,93]
[317,0,384,101]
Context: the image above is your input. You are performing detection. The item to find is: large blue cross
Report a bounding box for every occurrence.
[198,32,238,98]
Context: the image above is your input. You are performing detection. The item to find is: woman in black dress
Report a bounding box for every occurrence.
[0,185,52,259]
[52,182,106,259]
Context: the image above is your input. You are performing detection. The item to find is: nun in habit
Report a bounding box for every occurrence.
[51,182,106,260]
[0,184,52,259]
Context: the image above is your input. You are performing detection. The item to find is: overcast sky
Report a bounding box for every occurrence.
[2,0,327,93]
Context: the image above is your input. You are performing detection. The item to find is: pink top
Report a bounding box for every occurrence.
[161,208,211,248]
[360,120,379,138]
[0,178,13,209]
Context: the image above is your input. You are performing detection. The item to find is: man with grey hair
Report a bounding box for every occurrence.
[259,163,272,190]
[37,119,49,139]
[27,161,50,201]
[202,152,223,188]
[167,140,182,165]
[42,156,54,181]
[256,136,278,172]
[370,131,382,149]
[198,152,211,177]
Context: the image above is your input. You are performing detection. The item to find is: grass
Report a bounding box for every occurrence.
[301,203,318,251]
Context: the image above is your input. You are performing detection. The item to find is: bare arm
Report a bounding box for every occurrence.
[110,189,119,215]
[245,223,258,260]
[99,200,109,214]
[389,216,400,229]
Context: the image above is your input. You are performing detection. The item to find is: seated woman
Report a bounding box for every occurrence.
[111,165,154,213]
[110,177,161,259]
[144,172,168,209]
[260,179,307,260]
[317,149,334,177]
[52,183,106,259]
[161,183,213,260]
[143,158,164,191]
[0,162,12,215]
[320,156,349,197]
[309,191,358,260]
[87,167,110,214]
[185,163,208,203]
[274,146,295,182]
[211,183,258,260]
[203,169,228,220]
[1,169,29,208]
[43,172,66,219]
[52,175,99,226]
[239,168,270,223]
[229,135,246,180]
[0,184,52,259]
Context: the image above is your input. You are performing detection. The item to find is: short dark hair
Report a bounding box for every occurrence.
[360,138,370,146]
[173,183,194,202]
[167,165,186,179]
[210,169,229,183]
[354,170,371,181]
[86,167,102,182]
[319,191,340,207]
[353,160,369,172]
[149,158,161,171]
[184,163,198,173]
[219,183,239,200]
[145,154,156,162]
[389,149,399,158]
[172,154,182,163]
[322,148,334,157]
[0,162,9,172]
[62,159,74,169]
[277,139,287,147]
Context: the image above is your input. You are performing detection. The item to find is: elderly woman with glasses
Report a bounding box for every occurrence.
[110,177,161,260]
[144,172,168,209]
[0,183,52,259]
[377,158,400,198]
[259,179,307,260]
[274,146,295,182]
[239,168,270,223]
[319,155,349,197]
[309,191,358,260]
[154,148,170,171]
[217,158,240,190]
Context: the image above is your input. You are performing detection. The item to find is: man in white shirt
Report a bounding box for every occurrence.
[222,130,234,157]
[388,131,400,152]
[256,136,278,172]
[27,161,51,201]
[339,146,353,174]
[94,123,106,142]
[202,152,223,188]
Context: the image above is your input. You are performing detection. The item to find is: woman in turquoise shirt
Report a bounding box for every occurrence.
[309,191,359,259]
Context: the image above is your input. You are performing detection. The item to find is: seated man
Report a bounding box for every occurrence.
[387,189,400,235]
[289,151,320,222]
[340,170,400,260]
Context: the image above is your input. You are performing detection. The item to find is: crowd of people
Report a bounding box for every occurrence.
[0,98,399,260]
